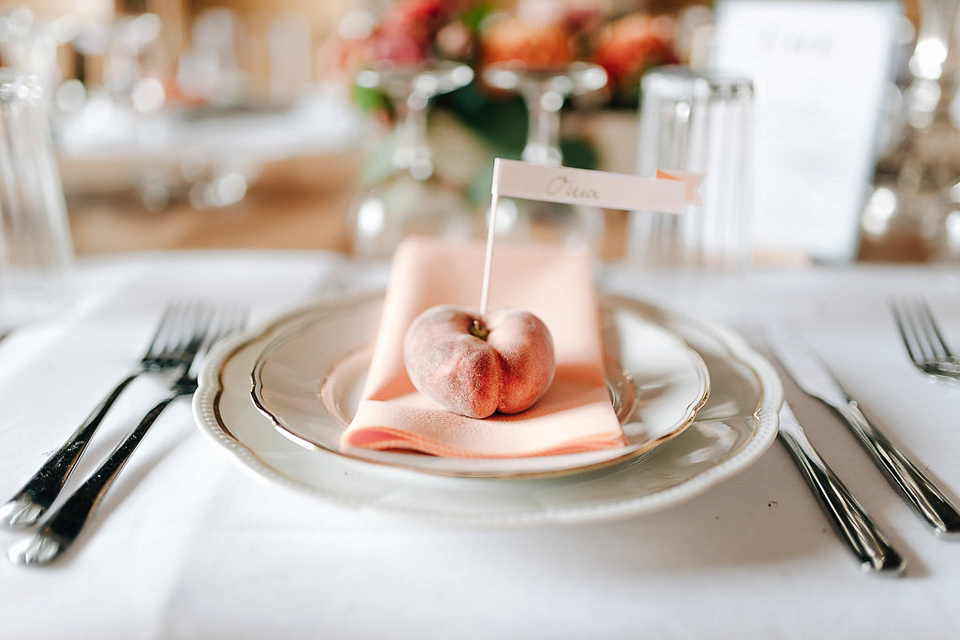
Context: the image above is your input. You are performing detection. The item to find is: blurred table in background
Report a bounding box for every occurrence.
[59,147,903,264]
[26,0,937,265]
[59,148,898,265]
[63,150,633,260]
[65,151,363,255]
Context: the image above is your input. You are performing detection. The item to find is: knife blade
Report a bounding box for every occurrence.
[768,323,960,536]
[778,402,905,574]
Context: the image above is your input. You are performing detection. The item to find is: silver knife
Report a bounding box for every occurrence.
[778,402,905,574]
[768,323,960,536]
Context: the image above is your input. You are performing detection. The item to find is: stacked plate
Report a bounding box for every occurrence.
[193,293,782,526]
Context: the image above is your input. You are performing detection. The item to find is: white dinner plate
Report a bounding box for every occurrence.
[248,298,710,477]
[193,294,782,526]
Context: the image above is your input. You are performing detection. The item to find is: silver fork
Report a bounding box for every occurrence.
[9,305,248,565]
[891,297,960,380]
[0,301,210,528]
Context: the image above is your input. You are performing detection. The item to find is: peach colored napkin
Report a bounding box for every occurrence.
[340,237,625,458]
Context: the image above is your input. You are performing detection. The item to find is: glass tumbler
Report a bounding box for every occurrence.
[0,71,75,330]
[627,66,754,270]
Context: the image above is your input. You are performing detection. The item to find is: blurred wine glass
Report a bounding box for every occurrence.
[0,7,78,92]
[482,61,607,252]
[348,61,475,260]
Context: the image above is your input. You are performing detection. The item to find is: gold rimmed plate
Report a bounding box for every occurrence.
[246,293,710,478]
[193,293,781,526]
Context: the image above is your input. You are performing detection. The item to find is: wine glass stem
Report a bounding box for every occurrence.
[391,90,433,178]
[521,86,563,166]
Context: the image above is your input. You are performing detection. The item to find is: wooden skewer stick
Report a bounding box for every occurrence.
[478,160,502,320]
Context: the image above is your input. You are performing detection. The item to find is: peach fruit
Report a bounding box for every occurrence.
[403,305,556,419]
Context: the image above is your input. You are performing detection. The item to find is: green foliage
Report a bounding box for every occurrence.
[436,83,527,158]
[351,84,389,115]
[458,1,496,32]
[436,82,600,171]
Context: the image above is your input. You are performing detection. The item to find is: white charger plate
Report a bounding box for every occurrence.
[193,294,782,526]
[248,297,710,477]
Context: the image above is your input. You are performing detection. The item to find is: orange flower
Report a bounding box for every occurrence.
[481,15,574,70]
[591,14,679,94]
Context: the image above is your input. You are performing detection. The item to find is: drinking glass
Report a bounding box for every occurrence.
[348,61,475,260]
[627,66,754,270]
[482,62,608,252]
[0,71,75,330]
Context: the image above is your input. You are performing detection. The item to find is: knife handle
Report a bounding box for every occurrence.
[778,429,905,575]
[837,402,960,536]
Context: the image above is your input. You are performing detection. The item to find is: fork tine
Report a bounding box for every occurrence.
[142,301,194,366]
[192,305,248,368]
[141,301,180,360]
[144,301,208,368]
[915,298,955,359]
[905,298,939,363]
[168,303,213,367]
[891,296,960,380]
[891,300,925,368]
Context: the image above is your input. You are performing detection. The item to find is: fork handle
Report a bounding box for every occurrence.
[837,401,960,536]
[778,430,905,574]
[9,394,180,565]
[0,372,140,528]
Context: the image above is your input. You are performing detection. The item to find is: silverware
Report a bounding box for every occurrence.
[768,323,960,536]
[9,305,247,565]
[778,402,905,574]
[891,297,960,380]
[0,301,210,528]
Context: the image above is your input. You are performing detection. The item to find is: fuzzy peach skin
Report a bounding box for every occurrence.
[403,305,556,419]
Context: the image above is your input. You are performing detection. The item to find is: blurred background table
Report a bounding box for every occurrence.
[2,0,944,264]
[66,150,365,255]
[64,148,634,259]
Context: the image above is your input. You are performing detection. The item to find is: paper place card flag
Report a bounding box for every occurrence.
[479,158,705,315]
[492,158,704,214]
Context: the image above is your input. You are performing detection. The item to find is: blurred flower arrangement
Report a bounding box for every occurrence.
[332,0,683,169]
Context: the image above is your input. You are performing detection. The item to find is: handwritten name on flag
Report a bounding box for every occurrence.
[491,158,703,214]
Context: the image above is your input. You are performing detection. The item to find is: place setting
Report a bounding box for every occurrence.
[8,1,960,636]
[190,154,960,579]
[193,158,783,528]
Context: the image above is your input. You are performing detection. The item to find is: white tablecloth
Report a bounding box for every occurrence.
[2,251,960,640]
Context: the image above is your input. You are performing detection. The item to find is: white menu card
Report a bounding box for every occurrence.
[710,0,902,262]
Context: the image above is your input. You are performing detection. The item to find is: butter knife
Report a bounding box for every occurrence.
[769,323,960,536]
[778,402,905,574]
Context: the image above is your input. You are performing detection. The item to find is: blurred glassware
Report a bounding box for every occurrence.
[482,61,607,252]
[176,8,246,106]
[861,0,960,261]
[0,72,75,331]
[905,0,958,129]
[70,12,163,109]
[348,60,475,260]
[104,13,162,103]
[56,87,362,212]
[627,66,753,270]
[0,7,78,92]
